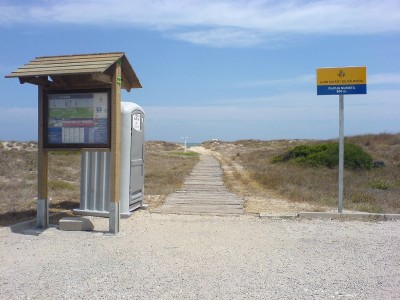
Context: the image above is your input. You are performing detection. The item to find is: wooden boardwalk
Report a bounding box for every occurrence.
[152,154,244,215]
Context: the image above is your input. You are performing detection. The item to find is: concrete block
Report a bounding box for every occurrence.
[59,217,94,231]
[298,212,400,221]
[384,214,400,220]
[259,213,299,219]
[139,204,149,210]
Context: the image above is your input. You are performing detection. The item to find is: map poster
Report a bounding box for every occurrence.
[45,90,110,148]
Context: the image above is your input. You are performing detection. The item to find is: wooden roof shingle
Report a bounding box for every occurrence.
[5,52,142,91]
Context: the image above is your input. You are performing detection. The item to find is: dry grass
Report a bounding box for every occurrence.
[0,141,199,226]
[0,144,81,226]
[204,134,400,214]
[144,141,199,209]
[1,134,397,226]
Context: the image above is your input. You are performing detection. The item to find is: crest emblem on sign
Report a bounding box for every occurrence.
[337,70,346,78]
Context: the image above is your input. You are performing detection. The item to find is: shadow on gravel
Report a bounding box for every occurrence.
[51,200,79,210]
[1,201,81,235]
[0,209,36,228]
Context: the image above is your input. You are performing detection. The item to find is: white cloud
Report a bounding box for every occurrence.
[144,88,400,121]
[0,107,37,122]
[1,0,399,47]
[0,107,38,141]
[237,72,400,90]
[174,28,265,48]
[238,74,315,88]
[0,88,398,142]
[369,73,400,85]
[143,88,400,141]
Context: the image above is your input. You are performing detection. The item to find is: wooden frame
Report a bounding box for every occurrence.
[43,88,112,149]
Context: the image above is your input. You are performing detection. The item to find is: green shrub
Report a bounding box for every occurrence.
[169,151,199,157]
[369,180,390,190]
[272,142,373,170]
[48,180,75,191]
[50,150,80,156]
[350,193,376,203]
[341,143,374,170]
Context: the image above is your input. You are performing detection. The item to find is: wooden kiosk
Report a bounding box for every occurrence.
[6,52,142,234]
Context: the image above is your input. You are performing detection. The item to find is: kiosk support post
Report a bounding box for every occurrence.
[109,62,122,234]
[37,86,49,228]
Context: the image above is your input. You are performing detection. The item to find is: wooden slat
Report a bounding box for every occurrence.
[91,73,112,84]
[48,83,111,90]
[10,63,112,73]
[34,52,123,61]
[5,53,121,78]
[36,53,119,58]
[8,68,111,77]
[19,76,52,86]
[17,60,116,68]
[26,60,116,68]
[5,52,141,89]
[153,154,244,215]
[120,56,134,90]
[49,75,67,86]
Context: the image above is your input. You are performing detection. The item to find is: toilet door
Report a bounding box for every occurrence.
[129,110,144,210]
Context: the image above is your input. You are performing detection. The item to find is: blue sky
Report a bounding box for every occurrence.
[1,0,399,142]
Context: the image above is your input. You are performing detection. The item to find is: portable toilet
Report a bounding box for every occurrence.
[75,102,145,217]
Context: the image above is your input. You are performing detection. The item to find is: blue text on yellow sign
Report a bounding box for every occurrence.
[316,66,367,95]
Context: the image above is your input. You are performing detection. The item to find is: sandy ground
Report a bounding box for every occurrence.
[1,145,399,299]
[1,141,37,151]
[1,211,399,299]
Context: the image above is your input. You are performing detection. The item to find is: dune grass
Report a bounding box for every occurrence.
[144,142,199,208]
[1,134,397,226]
[204,133,400,214]
[0,145,82,226]
[0,141,199,226]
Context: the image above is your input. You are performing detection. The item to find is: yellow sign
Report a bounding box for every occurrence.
[317,67,366,86]
[317,66,367,95]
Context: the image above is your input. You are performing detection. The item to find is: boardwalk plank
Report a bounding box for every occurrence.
[152,154,244,215]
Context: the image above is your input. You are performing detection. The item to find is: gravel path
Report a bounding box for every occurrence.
[1,211,399,299]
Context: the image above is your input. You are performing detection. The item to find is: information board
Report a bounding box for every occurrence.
[317,66,367,95]
[44,89,111,148]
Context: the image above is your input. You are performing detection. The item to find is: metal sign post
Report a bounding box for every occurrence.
[338,94,344,213]
[317,66,367,213]
[181,136,189,152]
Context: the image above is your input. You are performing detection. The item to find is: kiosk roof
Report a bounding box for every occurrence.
[5,52,141,91]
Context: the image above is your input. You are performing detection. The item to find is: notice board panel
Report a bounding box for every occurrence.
[44,89,111,149]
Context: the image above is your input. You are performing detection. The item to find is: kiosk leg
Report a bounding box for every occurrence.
[37,199,49,228]
[109,202,120,234]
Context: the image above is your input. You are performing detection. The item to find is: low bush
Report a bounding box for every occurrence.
[205,133,400,214]
[48,179,75,191]
[169,151,199,157]
[369,180,390,190]
[272,142,373,170]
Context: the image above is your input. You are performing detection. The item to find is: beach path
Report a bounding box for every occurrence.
[152,154,244,215]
